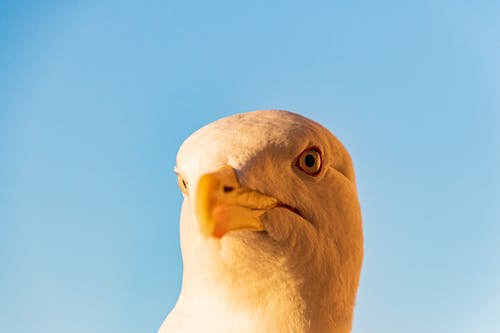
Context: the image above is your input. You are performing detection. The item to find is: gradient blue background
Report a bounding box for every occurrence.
[1,1,499,332]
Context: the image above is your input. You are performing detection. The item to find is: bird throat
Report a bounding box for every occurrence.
[181,232,309,332]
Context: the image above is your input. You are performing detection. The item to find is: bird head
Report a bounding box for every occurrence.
[168,110,363,333]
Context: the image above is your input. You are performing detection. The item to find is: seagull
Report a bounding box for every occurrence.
[158,110,363,333]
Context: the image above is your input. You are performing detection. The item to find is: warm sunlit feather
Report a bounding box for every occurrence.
[159,110,363,333]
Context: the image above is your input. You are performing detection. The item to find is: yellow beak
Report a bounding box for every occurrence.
[195,165,279,238]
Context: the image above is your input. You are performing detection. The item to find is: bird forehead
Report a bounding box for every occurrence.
[176,110,327,177]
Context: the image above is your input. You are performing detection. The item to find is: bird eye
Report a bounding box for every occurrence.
[177,174,189,195]
[296,148,322,175]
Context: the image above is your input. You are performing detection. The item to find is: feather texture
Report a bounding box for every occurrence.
[159,110,363,333]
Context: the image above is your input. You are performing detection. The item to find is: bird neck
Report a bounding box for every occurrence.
[172,233,305,332]
[176,234,354,333]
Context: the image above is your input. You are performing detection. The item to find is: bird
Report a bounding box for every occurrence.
[158,110,363,333]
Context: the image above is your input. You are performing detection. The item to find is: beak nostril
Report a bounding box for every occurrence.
[223,185,234,193]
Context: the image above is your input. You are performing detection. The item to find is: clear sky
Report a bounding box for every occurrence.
[1,1,499,332]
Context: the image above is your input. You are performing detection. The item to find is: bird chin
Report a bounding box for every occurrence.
[262,206,313,242]
[217,228,271,244]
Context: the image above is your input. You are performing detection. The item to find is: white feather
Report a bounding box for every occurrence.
[159,110,363,333]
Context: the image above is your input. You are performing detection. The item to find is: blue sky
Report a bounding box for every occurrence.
[1,1,499,332]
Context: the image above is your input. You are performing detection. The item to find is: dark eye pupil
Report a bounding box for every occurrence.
[304,154,315,168]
